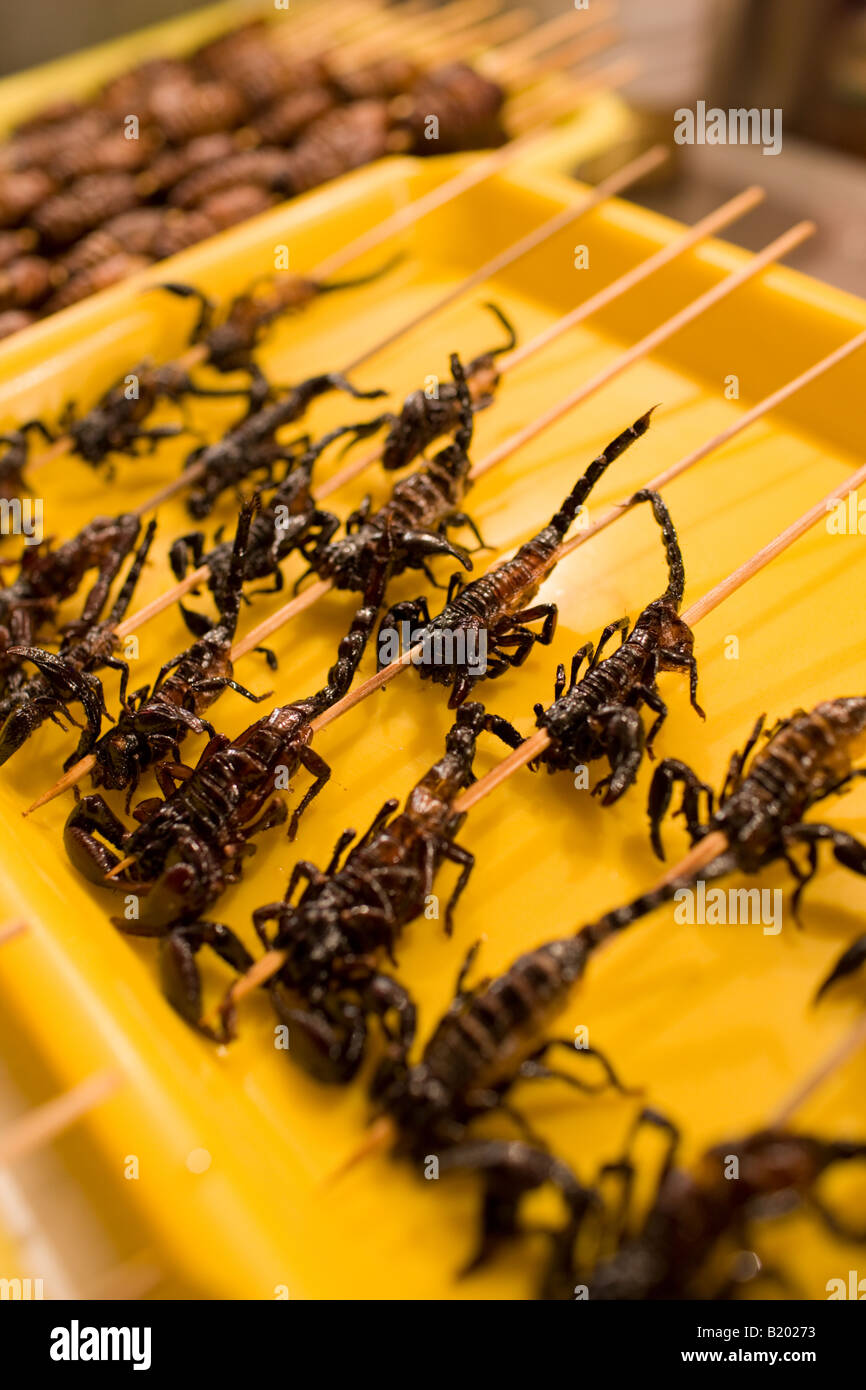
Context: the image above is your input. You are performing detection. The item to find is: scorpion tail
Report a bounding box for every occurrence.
[479,301,517,357]
[215,495,259,642]
[628,488,686,608]
[106,519,158,627]
[579,849,737,953]
[815,934,866,1002]
[318,250,405,294]
[549,407,658,541]
[312,537,393,712]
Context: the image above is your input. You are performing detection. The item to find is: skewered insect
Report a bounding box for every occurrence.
[63,540,392,933]
[378,409,656,707]
[178,371,386,520]
[161,256,401,376]
[83,499,270,804]
[59,362,255,473]
[168,422,385,628]
[643,697,866,922]
[299,351,484,594]
[215,701,524,1076]
[578,1108,866,1300]
[0,511,142,691]
[0,520,156,766]
[376,303,515,471]
[0,418,53,499]
[532,488,703,805]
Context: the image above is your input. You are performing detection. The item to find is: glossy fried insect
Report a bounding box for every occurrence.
[578,1109,866,1300]
[0,511,141,689]
[0,520,155,766]
[168,423,385,628]
[0,418,53,500]
[378,409,656,707]
[178,372,386,520]
[214,701,524,1075]
[83,500,270,804]
[161,256,400,376]
[367,932,626,1287]
[532,489,703,806]
[300,351,485,594]
[59,361,255,473]
[64,541,392,934]
[640,697,866,923]
[393,62,507,154]
[377,303,515,472]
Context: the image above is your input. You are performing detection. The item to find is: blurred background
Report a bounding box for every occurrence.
[0,0,864,286]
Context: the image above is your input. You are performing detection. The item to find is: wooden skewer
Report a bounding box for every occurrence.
[771,1014,866,1129]
[0,1070,122,1168]
[480,2,613,77]
[121,182,759,643]
[0,919,27,946]
[454,453,866,813]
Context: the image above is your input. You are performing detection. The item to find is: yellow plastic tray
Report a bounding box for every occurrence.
[2,154,866,1300]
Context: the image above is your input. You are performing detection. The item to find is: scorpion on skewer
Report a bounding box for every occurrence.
[79,499,271,804]
[214,701,524,1074]
[0,510,142,692]
[373,302,515,472]
[177,371,386,520]
[63,538,392,941]
[167,421,383,628]
[0,520,156,766]
[570,1108,866,1300]
[531,488,704,805]
[378,408,656,707]
[297,351,486,594]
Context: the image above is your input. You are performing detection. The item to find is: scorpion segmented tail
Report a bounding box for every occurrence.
[318,251,405,296]
[476,301,517,358]
[211,497,257,640]
[548,409,658,544]
[104,519,158,627]
[579,853,734,953]
[306,540,392,716]
[631,488,686,608]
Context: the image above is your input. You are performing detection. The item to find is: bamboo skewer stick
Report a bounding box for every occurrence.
[118,183,760,640]
[480,2,614,78]
[0,920,27,947]
[0,1071,122,1168]
[454,453,866,813]
[771,1015,866,1129]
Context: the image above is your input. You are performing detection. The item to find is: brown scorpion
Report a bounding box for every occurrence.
[378,408,656,707]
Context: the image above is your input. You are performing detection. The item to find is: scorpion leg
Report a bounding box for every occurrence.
[782,823,866,923]
[647,758,714,860]
[591,706,645,806]
[660,648,705,719]
[440,840,474,936]
[589,617,630,670]
[192,675,270,704]
[288,745,332,840]
[631,683,667,751]
[160,920,255,1041]
[356,798,399,850]
[157,282,214,341]
[269,991,369,1083]
[444,509,487,552]
[815,934,866,1001]
[361,972,417,1052]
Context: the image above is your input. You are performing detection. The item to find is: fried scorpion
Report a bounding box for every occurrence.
[63,539,392,935]
[532,488,703,805]
[378,408,656,707]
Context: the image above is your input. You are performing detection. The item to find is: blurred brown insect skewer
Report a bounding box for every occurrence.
[32,222,842,816]
[26,90,624,478]
[121,184,764,635]
[0,1071,122,1168]
[0,920,27,947]
[223,452,866,1038]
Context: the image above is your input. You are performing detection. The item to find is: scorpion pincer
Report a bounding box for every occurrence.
[82,498,271,803]
[0,520,156,765]
[378,408,657,708]
[532,488,703,805]
[63,538,393,939]
[214,701,524,1078]
[574,1108,866,1300]
[297,351,486,595]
